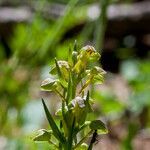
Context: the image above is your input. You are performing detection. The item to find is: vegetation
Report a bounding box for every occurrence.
[0,0,150,149]
[33,44,108,149]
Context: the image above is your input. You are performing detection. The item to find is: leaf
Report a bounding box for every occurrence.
[68,46,73,66]
[84,91,93,112]
[33,129,52,142]
[42,99,66,144]
[72,51,78,66]
[66,72,72,104]
[89,120,108,134]
[73,40,77,51]
[55,58,62,78]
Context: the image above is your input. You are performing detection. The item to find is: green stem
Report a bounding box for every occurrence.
[67,117,75,150]
[79,76,93,94]
[74,130,93,149]
[55,89,65,101]
[88,130,98,150]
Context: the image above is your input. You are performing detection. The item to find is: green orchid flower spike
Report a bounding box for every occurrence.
[33,43,108,150]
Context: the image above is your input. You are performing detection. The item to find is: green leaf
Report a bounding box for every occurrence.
[72,51,78,66]
[85,91,93,112]
[68,46,73,66]
[33,129,52,142]
[66,72,72,104]
[55,58,62,78]
[42,99,66,144]
[73,40,77,51]
[89,120,108,134]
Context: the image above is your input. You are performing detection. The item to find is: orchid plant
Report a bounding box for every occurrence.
[33,44,108,150]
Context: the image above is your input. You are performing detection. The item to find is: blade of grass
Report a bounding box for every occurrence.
[42,99,66,144]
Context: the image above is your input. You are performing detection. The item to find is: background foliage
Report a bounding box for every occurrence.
[0,0,150,149]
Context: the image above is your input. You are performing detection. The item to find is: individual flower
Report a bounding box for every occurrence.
[73,45,100,74]
[71,95,92,125]
[50,60,70,81]
[79,66,106,93]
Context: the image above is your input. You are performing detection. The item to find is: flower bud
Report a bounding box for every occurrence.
[79,45,100,61]
[41,78,60,91]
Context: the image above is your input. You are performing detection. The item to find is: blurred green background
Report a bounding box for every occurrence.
[0,0,150,149]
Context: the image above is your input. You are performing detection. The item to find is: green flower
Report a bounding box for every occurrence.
[88,66,106,84]
[79,66,106,93]
[73,45,100,74]
[50,60,70,81]
[71,94,92,125]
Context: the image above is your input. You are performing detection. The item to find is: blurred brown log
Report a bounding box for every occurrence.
[106,1,150,37]
[0,6,32,23]
[0,1,150,38]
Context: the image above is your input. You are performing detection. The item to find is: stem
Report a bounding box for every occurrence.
[74,130,93,149]
[48,140,59,149]
[79,76,93,94]
[67,117,75,150]
[55,89,65,101]
[88,130,98,150]
[80,79,84,97]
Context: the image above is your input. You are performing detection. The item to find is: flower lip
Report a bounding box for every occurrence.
[41,78,56,87]
[57,60,70,69]
[82,45,96,53]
